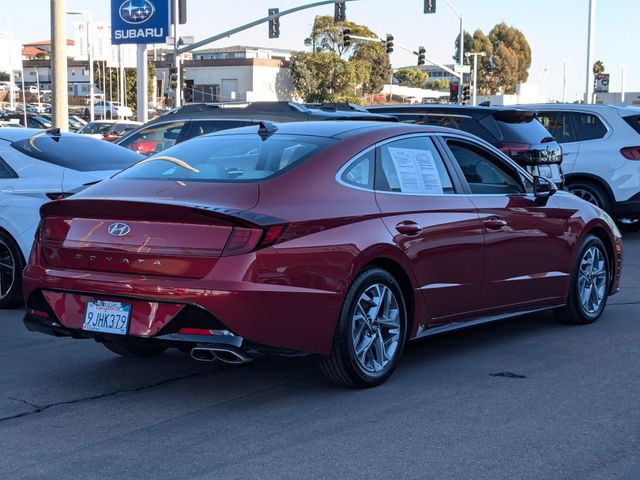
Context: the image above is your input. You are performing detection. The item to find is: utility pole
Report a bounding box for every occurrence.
[51,0,69,131]
[620,64,627,103]
[172,0,181,107]
[465,52,485,106]
[584,0,596,104]
[136,44,148,122]
[562,59,568,103]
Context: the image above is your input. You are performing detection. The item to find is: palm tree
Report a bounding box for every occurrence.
[592,60,605,75]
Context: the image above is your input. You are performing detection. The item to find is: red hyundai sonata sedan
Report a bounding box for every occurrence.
[23,121,623,387]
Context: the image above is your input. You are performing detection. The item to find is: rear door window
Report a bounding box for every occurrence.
[572,112,608,141]
[375,136,455,194]
[537,111,577,143]
[340,149,374,189]
[118,121,187,155]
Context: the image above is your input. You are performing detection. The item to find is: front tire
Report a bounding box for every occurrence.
[319,268,407,388]
[0,230,25,309]
[555,234,610,325]
[102,341,166,358]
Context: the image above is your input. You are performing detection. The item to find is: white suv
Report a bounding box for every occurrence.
[523,104,640,224]
[85,101,133,119]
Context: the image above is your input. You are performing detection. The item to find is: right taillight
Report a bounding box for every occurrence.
[620,147,640,160]
[221,224,287,257]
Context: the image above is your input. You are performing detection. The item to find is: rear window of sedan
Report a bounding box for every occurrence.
[116,133,336,182]
[11,132,143,171]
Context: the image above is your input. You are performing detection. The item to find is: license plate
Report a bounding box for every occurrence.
[83,301,131,335]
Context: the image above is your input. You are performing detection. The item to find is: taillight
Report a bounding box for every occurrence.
[221,224,286,256]
[620,147,640,160]
[46,192,72,200]
[498,142,530,156]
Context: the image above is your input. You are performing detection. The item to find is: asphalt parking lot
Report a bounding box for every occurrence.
[1,232,639,480]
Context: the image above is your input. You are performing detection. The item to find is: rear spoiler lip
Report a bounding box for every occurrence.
[39,198,286,229]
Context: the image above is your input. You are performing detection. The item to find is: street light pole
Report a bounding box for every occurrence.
[51,0,69,131]
[465,52,485,106]
[67,10,94,121]
[562,59,568,103]
[584,0,596,104]
[620,64,627,103]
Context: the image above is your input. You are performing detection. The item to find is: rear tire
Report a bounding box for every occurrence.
[0,230,25,309]
[567,180,611,214]
[319,268,408,388]
[102,341,166,358]
[555,234,610,325]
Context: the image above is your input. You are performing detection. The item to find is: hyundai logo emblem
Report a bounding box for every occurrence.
[119,0,155,25]
[108,223,131,237]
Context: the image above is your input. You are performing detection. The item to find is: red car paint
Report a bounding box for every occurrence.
[23,121,623,357]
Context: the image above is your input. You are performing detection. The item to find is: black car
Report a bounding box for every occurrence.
[366,104,564,186]
[116,101,396,156]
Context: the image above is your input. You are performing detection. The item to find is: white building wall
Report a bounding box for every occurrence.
[248,65,293,102]
[185,66,253,101]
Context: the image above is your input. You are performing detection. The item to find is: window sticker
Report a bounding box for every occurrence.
[387,147,443,194]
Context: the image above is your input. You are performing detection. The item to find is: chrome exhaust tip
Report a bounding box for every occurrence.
[190,346,252,365]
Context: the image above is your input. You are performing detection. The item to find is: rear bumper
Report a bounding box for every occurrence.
[614,192,640,218]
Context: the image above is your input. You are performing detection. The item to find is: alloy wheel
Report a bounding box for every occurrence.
[0,238,15,301]
[351,283,401,374]
[577,246,608,314]
[570,187,600,207]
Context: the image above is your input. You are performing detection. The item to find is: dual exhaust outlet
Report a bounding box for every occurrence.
[191,346,253,365]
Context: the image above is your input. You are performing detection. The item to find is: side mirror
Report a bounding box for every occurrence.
[533,175,557,200]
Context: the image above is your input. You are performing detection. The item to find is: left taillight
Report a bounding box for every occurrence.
[221,224,286,257]
[621,147,640,160]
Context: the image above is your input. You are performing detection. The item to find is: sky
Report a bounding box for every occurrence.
[1,0,637,101]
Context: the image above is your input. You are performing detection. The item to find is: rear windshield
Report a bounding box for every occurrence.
[79,122,113,135]
[11,132,143,171]
[496,117,553,144]
[624,115,640,135]
[116,133,336,182]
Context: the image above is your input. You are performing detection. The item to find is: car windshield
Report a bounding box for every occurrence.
[116,133,336,182]
[11,131,143,172]
[79,122,113,134]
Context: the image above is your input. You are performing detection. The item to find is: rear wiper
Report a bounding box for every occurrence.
[541,136,556,143]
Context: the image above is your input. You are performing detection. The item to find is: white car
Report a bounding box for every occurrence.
[0,128,142,307]
[524,103,640,224]
[86,101,133,119]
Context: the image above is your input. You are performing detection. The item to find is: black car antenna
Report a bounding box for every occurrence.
[257,121,278,140]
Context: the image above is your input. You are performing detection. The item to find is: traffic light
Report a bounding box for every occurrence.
[334,1,346,22]
[268,8,280,39]
[342,29,351,48]
[417,46,426,66]
[462,84,471,103]
[385,34,394,54]
[424,0,436,13]
[169,66,178,90]
[449,83,459,103]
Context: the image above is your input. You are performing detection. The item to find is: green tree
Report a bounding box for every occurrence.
[289,51,356,102]
[395,68,428,88]
[488,23,531,84]
[0,71,9,81]
[351,41,391,95]
[304,15,377,57]
[426,79,449,91]
[592,60,605,75]
[486,43,519,94]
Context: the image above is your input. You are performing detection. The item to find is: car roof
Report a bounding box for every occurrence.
[366,103,535,118]
[203,120,477,140]
[0,127,43,142]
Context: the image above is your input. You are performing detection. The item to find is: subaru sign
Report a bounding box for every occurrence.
[111,0,170,44]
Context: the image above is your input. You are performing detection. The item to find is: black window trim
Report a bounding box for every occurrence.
[0,154,17,179]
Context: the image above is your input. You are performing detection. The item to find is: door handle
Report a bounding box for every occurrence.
[484,217,508,230]
[395,221,422,235]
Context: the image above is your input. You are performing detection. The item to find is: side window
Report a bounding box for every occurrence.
[188,120,251,139]
[447,141,524,195]
[572,112,607,141]
[341,149,374,189]
[118,121,186,156]
[375,136,454,194]
[0,156,17,179]
[538,111,576,143]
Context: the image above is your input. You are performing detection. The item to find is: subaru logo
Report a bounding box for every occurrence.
[119,0,155,25]
[108,223,131,237]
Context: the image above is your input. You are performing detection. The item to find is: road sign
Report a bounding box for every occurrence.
[595,73,610,93]
[454,64,471,74]
[111,0,170,44]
